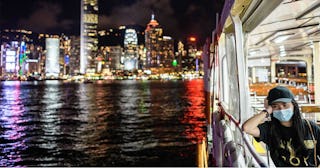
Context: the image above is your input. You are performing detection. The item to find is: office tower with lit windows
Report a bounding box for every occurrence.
[45,38,60,78]
[187,37,197,58]
[0,42,19,77]
[80,0,98,74]
[107,46,122,70]
[182,37,202,72]
[69,36,81,75]
[176,41,186,72]
[123,29,138,70]
[137,45,146,69]
[59,35,72,75]
[145,14,163,68]
[162,36,174,69]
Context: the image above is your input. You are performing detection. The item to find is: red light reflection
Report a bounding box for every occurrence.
[181,79,206,144]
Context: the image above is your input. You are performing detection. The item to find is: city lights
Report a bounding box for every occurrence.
[189,37,196,42]
[0,3,204,81]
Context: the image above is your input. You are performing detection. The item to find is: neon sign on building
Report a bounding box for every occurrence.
[19,42,27,75]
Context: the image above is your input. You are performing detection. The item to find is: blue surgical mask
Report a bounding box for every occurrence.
[273,108,294,122]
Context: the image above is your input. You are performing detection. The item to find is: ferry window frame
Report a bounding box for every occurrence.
[221,55,229,104]
[226,33,240,120]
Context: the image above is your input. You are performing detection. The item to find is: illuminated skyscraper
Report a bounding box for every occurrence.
[45,38,60,78]
[70,36,81,75]
[145,14,163,68]
[1,42,19,76]
[162,36,174,68]
[80,0,98,74]
[123,28,138,70]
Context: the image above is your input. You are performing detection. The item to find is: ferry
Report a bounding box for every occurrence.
[199,0,320,167]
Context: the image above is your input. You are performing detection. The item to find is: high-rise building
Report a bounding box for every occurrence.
[123,28,138,70]
[162,36,174,69]
[182,37,202,72]
[45,38,60,78]
[80,0,98,74]
[137,45,146,69]
[106,46,122,70]
[59,35,72,75]
[145,14,163,68]
[187,37,197,58]
[70,36,81,75]
[176,41,186,72]
[1,42,19,77]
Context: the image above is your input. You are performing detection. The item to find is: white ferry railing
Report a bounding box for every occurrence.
[211,102,268,167]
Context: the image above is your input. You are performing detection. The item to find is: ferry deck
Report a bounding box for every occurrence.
[198,0,320,167]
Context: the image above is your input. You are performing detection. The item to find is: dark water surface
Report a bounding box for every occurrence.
[0,79,206,167]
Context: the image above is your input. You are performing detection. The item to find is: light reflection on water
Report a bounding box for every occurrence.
[0,79,206,166]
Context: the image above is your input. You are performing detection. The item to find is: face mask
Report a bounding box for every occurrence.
[273,108,294,122]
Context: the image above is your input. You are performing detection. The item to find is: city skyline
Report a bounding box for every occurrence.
[0,0,223,44]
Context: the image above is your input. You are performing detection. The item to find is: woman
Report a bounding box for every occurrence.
[243,86,319,167]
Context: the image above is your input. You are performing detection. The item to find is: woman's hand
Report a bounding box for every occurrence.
[266,105,273,115]
[264,98,273,114]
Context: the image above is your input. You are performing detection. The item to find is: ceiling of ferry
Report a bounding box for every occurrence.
[246,0,320,64]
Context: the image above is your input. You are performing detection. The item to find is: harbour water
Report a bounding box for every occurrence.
[0,79,206,166]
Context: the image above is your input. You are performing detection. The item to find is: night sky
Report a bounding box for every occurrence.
[0,0,223,44]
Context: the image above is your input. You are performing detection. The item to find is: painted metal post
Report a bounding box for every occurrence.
[312,42,320,104]
[231,15,251,122]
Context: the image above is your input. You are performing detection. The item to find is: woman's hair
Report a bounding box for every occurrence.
[269,99,307,156]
